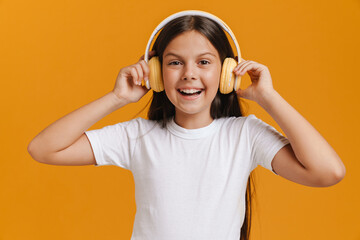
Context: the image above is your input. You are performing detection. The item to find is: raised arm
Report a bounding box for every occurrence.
[233,59,346,187]
[28,92,128,165]
[27,51,155,166]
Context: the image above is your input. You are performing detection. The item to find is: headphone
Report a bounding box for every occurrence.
[144,10,242,94]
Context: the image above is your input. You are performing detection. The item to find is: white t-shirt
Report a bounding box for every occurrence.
[85,114,290,240]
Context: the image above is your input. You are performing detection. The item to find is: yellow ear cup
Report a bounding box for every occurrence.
[148,56,164,92]
[219,57,237,94]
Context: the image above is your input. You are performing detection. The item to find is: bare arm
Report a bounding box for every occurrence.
[258,90,345,186]
[234,59,345,187]
[28,51,155,165]
[27,92,128,165]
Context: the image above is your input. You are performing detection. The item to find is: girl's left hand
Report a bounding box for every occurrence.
[233,58,276,102]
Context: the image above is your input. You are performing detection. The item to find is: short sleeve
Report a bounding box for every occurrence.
[246,114,290,175]
[85,118,143,170]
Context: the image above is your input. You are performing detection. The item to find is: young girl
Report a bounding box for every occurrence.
[28,11,345,240]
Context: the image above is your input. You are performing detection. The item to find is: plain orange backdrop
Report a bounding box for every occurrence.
[1,0,359,239]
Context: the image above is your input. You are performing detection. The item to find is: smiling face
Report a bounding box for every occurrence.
[162,30,222,128]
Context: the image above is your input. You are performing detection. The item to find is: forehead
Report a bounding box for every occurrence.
[163,30,219,57]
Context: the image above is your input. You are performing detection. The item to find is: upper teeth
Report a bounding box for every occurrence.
[180,89,201,94]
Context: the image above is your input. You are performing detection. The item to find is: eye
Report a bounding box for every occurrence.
[168,61,181,65]
[200,60,210,65]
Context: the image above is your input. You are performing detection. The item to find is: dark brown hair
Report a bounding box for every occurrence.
[146,15,256,240]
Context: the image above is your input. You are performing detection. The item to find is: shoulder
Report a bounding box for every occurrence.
[216,114,275,138]
[129,117,157,126]
[120,117,159,132]
[96,117,160,137]
[243,114,278,132]
[216,114,258,129]
[112,117,157,127]
[227,114,274,130]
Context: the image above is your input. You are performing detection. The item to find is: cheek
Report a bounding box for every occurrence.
[162,69,178,102]
[206,67,221,88]
[162,69,175,89]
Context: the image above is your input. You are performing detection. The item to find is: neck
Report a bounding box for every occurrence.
[174,111,214,129]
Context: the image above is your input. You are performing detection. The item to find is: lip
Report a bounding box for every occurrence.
[177,89,203,100]
[177,87,204,91]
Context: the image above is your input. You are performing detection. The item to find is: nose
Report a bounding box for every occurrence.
[182,63,198,80]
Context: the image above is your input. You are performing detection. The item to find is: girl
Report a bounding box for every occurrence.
[28,11,345,240]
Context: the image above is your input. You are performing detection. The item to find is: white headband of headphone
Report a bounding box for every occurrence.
[144,10,241,90]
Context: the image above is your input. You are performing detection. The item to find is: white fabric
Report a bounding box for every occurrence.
[85,114,290,240]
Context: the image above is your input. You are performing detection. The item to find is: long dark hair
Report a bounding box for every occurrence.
[146,15,255,240]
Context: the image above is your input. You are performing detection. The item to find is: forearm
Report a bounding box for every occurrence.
[29,91,128,154]
[257,90,345,177]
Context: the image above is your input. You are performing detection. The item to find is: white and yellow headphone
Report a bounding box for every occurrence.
[144,10,242,94]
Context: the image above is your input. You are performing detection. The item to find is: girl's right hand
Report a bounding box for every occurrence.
[112,50,156,103]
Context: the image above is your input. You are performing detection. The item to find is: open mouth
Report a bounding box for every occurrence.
[177,89,204,96]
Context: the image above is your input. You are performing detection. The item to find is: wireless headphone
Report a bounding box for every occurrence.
[144,10,242,94]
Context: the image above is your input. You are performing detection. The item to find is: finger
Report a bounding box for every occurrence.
[236,61,255,74]
[233,58,248,72]
[238,62,267,77]
[236,88,242,96]
[233,60,249,74]
[134,63,144,85]
[131,67,139,85]
[139,60,150,81]
[236,88,248,99]
[236,56,246,62]
[149,50,156,58]
[139,50,156,61]
[238,85,253,99]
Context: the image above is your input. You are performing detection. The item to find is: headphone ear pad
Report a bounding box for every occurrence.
[148,56,164,92]
[219,57,237,94]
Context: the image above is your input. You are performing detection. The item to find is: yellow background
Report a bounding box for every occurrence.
[1,0,359,239]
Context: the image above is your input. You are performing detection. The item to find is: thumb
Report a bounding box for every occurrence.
[236,88,250,100]
[236,88,245,98]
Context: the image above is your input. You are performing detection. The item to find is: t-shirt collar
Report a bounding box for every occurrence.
[167,117,219,139]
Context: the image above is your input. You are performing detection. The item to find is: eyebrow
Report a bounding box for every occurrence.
[163,52,216,58]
